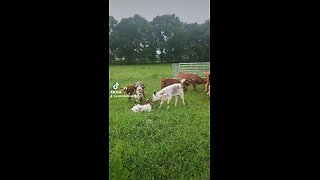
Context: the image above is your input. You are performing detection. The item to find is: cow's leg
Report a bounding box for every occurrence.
[174,96,178,106]
[180,94,185,105]
[167,97,172,110]
[138,96,142,104]
[193,83,196,91]
[128,93,131,101]
[159,101,164,108]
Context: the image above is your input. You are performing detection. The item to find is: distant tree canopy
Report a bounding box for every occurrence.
[108,14,210,64]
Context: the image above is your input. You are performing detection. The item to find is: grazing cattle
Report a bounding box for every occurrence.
[177,72,204,91]
[152,79,186,110]
[135,81,146,104]
[160,78,190,93]
[121,85,135,102]
[131,99,153,113]
[203,70,210,92]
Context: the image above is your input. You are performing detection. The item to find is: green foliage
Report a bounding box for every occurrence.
[109,15,210,64]
[109,64,210,179]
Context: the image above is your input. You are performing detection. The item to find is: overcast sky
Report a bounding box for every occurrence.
[109,0,210,24]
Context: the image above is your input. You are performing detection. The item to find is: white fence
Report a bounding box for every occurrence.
[172,62,210,78]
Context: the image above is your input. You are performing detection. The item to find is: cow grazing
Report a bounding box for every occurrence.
[160,78,190,93]
[135,81,146,104]
[177,72,204,91]
[121,85,135,102]
[131,99,153,112]
[152,79,186,110]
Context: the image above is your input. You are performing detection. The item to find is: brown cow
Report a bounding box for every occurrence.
[121,85,136,102]
[177,72,204,91]
[160,78,190,93]
[203,70,210,92]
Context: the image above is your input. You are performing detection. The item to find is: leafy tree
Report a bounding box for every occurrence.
[108,14,210,64]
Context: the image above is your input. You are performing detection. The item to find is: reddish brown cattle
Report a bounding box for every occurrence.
[177,72,204,91]
[203,70,210,92]
[160,78,190,93]
[121,85,135,102]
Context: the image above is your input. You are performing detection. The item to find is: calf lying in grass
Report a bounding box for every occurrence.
[152,79,186,110]
[131,99,153,112]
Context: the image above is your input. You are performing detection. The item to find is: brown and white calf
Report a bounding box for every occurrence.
[135,81,146,104]
[177,72,204,91]
[152,80,186,110]
[121,85,135,102]
[160,78,190,93]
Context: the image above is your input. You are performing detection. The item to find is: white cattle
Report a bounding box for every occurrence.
[131,99,153,112]
[152,79,186,110]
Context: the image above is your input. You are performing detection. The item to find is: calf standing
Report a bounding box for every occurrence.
[135,81,146,104]
[152,80,186,110]
[121,85,135,102]
[203,70,210,92]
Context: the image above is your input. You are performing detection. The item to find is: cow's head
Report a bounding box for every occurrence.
[121,86,128,92]
[180,79,190,86]
[202,78,206,84]
[152,92,159,102]
[136,86,143,93]
[152,92,168,102]
[146,99,153,105]
[183,85,188,92]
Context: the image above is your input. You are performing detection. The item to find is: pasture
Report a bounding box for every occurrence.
[109,64,210,179]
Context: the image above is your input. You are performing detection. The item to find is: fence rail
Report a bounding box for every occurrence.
[172,62,210,78]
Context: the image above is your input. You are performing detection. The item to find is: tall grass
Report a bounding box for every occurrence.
[109,64,210,179]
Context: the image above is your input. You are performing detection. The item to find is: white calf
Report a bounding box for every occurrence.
[131,99,153,112]
[152,80,186,110]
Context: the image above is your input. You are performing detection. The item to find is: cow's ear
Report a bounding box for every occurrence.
[153,91,156,95]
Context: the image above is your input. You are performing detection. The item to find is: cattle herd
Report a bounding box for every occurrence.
[120,70,210,112]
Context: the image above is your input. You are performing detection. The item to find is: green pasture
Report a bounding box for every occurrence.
[109,64,210,179]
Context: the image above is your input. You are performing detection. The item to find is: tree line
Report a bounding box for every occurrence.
[108,14,210,64]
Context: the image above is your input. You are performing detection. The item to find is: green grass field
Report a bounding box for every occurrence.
[109,64,210,179]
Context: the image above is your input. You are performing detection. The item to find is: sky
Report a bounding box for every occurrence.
[109,0,210,24]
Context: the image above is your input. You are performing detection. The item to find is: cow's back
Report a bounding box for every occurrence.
[161,83,183,96]
[178,72,203,84]
[161,78,181,89]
